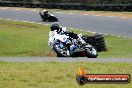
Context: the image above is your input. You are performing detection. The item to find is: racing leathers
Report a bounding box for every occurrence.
[48,27,86,51]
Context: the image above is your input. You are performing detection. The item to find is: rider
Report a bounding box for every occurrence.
[40,9,49,19]
[49,22,86,51]
[50,22,78,38]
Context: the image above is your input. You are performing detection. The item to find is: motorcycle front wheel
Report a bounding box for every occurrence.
[85,44,98,58]
[53,43,70,57]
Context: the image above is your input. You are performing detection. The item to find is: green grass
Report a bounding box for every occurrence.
[99,35,132,58]
[0,19,52,56]
[0,19,132,88]
[0,19,132,57]
[0,61,131,88]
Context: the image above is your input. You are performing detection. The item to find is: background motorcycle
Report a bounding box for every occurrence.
[39,11,58,22]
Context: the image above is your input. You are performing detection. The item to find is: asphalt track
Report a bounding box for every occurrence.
[0,9,132,62]
[0,9,132,38]
[0,57,132,62]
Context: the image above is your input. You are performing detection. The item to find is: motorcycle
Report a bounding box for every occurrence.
[39,11,58,22]
[48,30,98,58]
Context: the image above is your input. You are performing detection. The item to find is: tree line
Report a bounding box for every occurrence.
[2,0,132,4]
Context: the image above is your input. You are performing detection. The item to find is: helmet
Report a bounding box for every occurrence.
[50,22,61,32]
[42,9,47,13]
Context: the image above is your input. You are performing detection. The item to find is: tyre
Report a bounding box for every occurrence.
[53,42,70,57]
[96,41,105,46]
[92,34,104,40]
[49,16,58,22]
[82,34,107,52]
[96,45,107,52]
[95,39,105,43]
[53,17,58,22]
[76,76,86,85]
[42,18,46,21]
[95,41,107,51]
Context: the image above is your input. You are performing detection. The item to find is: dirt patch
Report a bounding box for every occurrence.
[41,50,56,57]
[15,24,38,29]
[84,11,132,18]
[28,50,56,57]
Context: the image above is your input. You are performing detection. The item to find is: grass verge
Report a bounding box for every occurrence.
[0,61,131,88]
[0,19,132,58]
